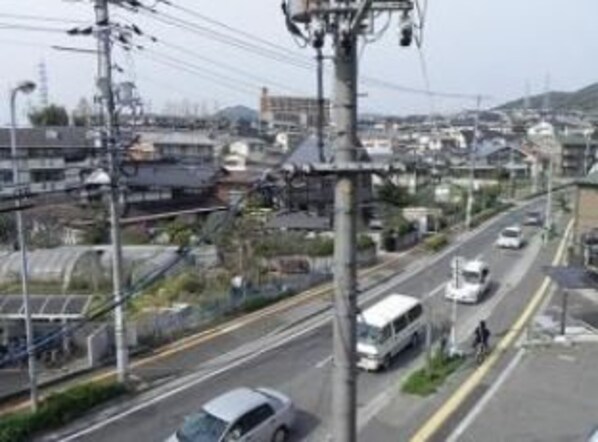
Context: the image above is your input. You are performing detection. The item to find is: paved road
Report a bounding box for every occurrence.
[42,200,551,442]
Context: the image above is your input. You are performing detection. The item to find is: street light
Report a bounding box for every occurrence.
[9,80,38,411]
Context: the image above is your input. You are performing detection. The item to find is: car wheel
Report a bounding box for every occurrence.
[411,332,420,347]
[381,354,391,371]
[272,426,288,442]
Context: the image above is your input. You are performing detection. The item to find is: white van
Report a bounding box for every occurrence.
[444,259,490,304]
[357,294,424,371]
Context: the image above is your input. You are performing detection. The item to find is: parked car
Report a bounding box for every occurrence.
[166,387,295,442]
[445,259,491,304]
[524,211,543,226]
[496,226,525,249]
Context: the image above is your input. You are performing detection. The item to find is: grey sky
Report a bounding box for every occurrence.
[1,0,598,125]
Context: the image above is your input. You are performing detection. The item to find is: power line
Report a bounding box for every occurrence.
[0,23,67,34]
[136,50,258,96]
[0,13,88,25]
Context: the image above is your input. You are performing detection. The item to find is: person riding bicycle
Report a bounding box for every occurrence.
[473,320,491,354]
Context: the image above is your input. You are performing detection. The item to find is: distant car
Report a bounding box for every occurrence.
[496,226,525,249]
[166,387,295,442]
[524,211,543,226]
[445,259,491,304]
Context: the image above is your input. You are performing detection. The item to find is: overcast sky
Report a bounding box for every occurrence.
[1,0,598,125]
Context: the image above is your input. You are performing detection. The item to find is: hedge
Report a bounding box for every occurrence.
[423,233,449,252]
[0,382,128,442]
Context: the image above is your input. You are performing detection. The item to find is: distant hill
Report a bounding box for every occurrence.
[496,82,598,113]
[216,105,258,122]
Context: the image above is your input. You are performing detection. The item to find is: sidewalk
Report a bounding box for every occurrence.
[456,344,598,442]
[0,249,422,414]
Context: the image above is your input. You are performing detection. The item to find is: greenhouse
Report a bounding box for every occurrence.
[0,247,104,293]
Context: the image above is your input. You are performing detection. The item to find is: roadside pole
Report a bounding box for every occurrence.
[465,95,481,230]
[95,0,128,383]
[449,256,462,355]
[283,2,415,438]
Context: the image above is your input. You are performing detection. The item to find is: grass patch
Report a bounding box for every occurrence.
[0,381,128,442]
[401,352,464,396]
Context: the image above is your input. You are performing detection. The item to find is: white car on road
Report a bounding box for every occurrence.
[167,387,295,442]
[445,259,491,304]
[495,226,525,249]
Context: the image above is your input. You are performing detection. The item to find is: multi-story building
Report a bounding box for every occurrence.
[0,127,97,196]
[555,134,598,178]
[260,87,330,129]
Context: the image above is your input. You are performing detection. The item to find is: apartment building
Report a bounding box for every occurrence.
[260,87,330,129]
[0,127,97,196]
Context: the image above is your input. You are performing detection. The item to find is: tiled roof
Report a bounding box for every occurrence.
[126,162,219,188]
[0,127,95,148]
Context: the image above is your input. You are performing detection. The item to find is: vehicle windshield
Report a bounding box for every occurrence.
[502,229,520,238]
[357,322,382,345]
[462,270,481,284]
[176,411,228,442]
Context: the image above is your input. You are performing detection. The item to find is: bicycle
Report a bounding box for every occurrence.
[474,341,488,364]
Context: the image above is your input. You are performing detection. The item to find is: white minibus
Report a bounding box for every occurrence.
[357,294,424,371]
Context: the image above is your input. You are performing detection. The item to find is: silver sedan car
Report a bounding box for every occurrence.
[166,387,295,442]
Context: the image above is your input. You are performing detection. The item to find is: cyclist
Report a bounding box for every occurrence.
[473,320,491,362]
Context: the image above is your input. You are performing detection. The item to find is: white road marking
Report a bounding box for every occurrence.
[57,316,329,442]
[315,355,332,368]
[54,199,545,441]
[424,282,447,300]
[445,348,526,442]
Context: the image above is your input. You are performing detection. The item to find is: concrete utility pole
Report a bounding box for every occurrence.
[284,2,414,439]
[331,35,359,442]
[316,47,326,162]
[465,95,481,230]
[9,81,38,411]
[95,0,128,383]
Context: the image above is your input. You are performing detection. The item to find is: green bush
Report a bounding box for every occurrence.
[357,234,375,251]
[306,236,334,257]
[0,382,127,442]
[402,352,464,396]
[423,233,449,252]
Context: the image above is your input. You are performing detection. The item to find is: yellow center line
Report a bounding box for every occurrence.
[410,219,573,442]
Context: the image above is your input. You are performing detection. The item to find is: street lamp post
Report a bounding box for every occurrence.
[9,80,38,411]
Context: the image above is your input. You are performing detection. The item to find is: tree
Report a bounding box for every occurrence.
[72,97,93,127]
[28,104,69,127]
[378,181,411,207]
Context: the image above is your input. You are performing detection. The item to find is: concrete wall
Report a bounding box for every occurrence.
[87,324,110,368]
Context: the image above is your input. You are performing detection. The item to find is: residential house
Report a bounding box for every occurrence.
[131,131,216,165]
[282,135,373,220]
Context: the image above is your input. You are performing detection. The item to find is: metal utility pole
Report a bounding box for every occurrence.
[9,81,38,411]
[465,95,481,230]
[95,0,128,383]
[284,2,415,439]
